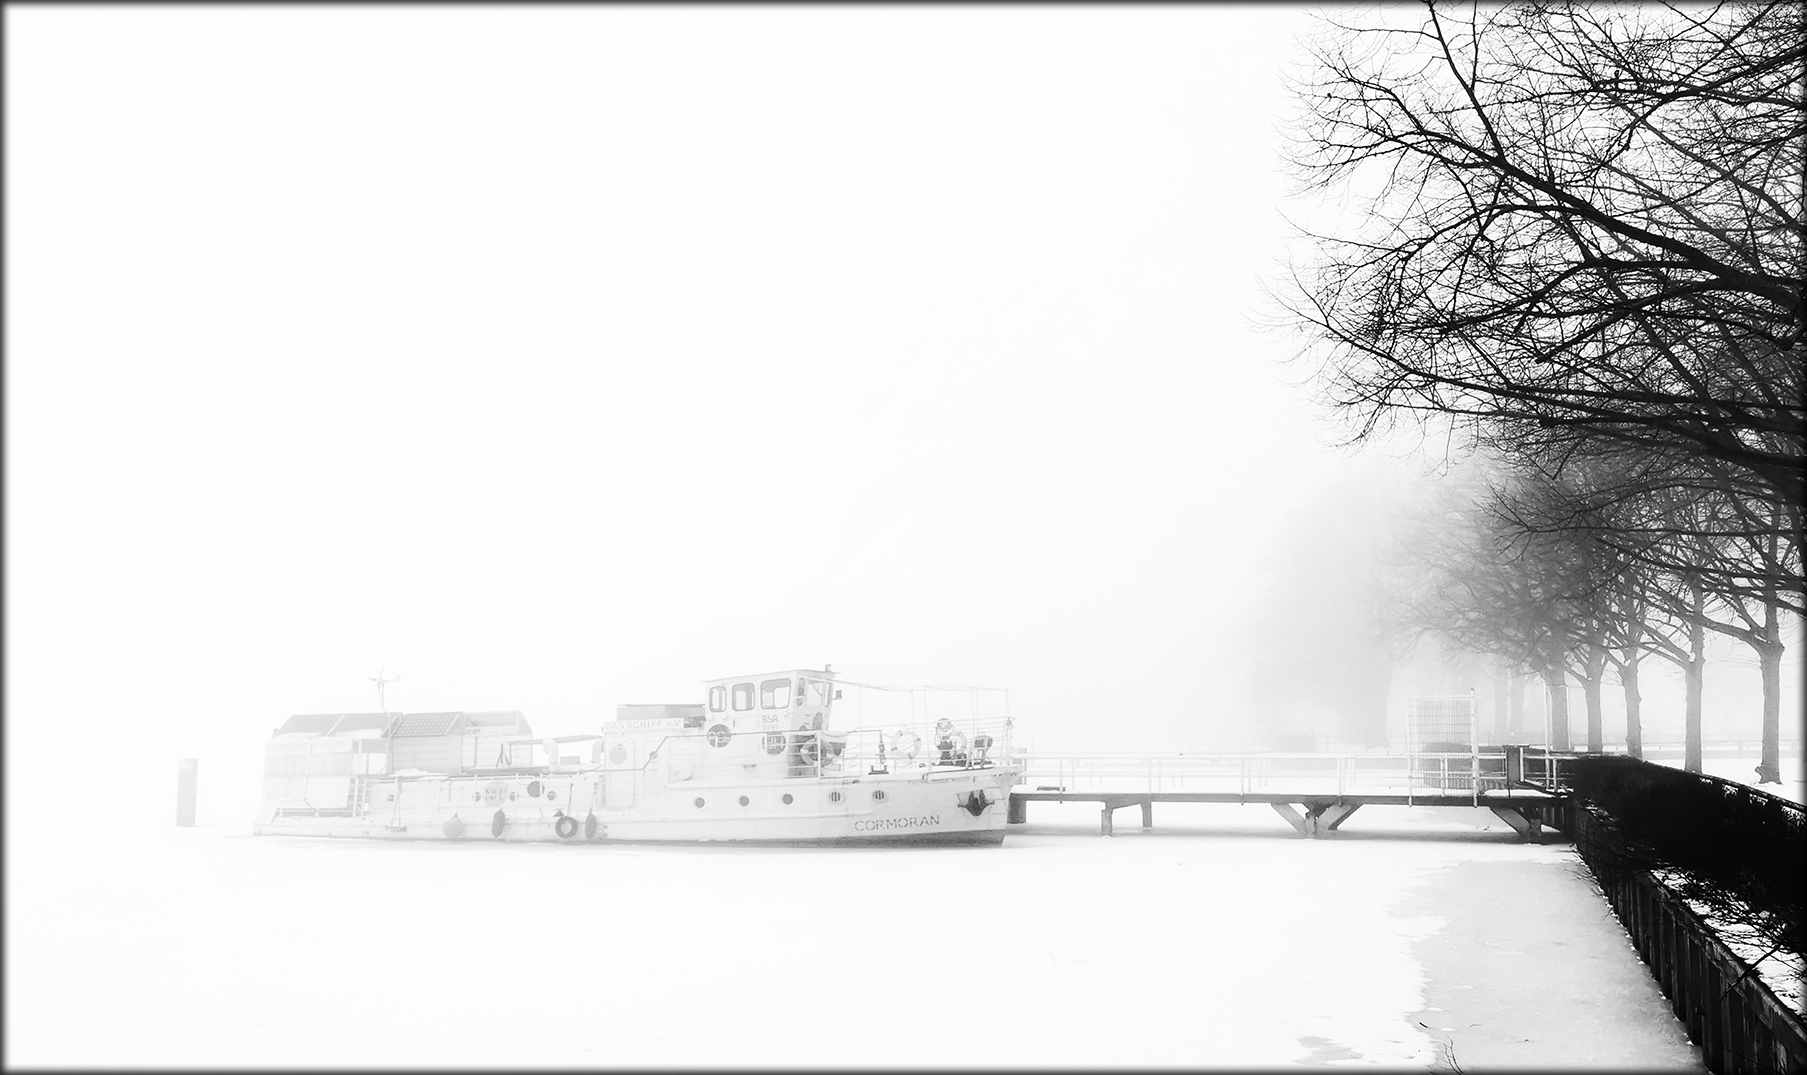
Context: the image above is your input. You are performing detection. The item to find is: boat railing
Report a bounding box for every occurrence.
[823,716,1018,775]
[628,716,1018,786]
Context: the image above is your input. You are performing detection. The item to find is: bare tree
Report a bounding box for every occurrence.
[1277,0,1805,593]
[1400,469,1595,750]
[1639,571,1713,773]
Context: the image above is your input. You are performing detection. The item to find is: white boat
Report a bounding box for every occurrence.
[253,666,1023,846]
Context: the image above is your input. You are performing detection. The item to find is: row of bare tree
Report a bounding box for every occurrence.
[1388,457,1793,780]
[1274,2,1802,779]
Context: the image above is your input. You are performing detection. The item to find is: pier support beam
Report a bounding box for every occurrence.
[1270,801,1361,838]
[1270,802,1306,834]
[1007,795,1027,825]
[1097,797,1152,836]
[1489,806,1544,843]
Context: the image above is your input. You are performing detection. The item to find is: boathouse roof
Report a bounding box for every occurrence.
[273,710,533,738]
[274,712,390,737]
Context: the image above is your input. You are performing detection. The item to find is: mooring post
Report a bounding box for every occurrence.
[1007,794,1027,825]
[176,758,199,827]
[1099,804,1114,837]
[1140,799,1153,830]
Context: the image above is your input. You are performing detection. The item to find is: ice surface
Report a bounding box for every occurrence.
[7,803,1703,1069]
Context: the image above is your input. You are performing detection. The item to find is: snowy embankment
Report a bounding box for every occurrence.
[1664,754,1806,805]
[1638,752,1805,1016]
[7,804,1703,1069]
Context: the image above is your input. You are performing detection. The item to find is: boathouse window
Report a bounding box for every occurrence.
[709,685,726,712]
[731,683,754,711]
[760,678,792,708]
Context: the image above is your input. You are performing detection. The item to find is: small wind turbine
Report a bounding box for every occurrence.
[369,664,401,715]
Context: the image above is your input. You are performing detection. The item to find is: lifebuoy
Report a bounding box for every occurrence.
[491,809,507,837]
[892,730,921,759]
[763,732,788,755]
[443,815,465,839]
[796,737,820,766]
[527,780,543,798]
[554,813,579,839]
[706,724,732,748]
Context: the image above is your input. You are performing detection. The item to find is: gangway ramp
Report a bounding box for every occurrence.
[1007,747,1574,840]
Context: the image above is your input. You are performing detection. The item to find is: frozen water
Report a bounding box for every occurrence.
[7,802,1703,1069]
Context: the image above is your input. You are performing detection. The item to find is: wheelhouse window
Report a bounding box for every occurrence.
[760,678,792,708]
[709,685,726,712]
[731,682,755,712]
[803,679,829,707]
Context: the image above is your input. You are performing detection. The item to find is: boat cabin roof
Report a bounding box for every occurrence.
[703,667,835,688]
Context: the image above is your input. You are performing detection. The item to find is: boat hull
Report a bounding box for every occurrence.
[253,765,1020,847]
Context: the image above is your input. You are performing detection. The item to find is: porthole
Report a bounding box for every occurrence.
[387,794,395,802]
[782,794,794,805]
[509,792,517,802]
[874,790,886,801]
[830,791,842,803]
[547,790,557,801]
[472,793,481,802]
[738,795,750,807]
[694,797,706,808]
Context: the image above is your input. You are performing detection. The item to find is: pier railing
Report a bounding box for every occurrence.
[1015,750,1567,801]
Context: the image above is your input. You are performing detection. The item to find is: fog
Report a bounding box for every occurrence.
[7,6,1798,830]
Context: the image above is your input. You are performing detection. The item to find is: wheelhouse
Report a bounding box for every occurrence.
[703,667,838,737]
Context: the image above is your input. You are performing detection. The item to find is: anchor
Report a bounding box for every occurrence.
[957,790,994,817]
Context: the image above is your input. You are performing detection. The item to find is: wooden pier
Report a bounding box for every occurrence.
[1007,787,1571,840]
[1006,746,1576,840]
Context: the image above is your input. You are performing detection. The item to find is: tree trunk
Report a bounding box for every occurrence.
[1543,668,1571,751]
[1622,603,1644,760]
[1685,576,1705,774]
[1507,668,1527,741]
[1582,643,1606,753]
[1491,664,1509,746]
[1756,601,1783,784]
[1621,658,1643,760]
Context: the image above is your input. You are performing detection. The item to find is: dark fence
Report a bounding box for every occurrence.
[1566,757,1805,1074]
[1565,755,1804,958]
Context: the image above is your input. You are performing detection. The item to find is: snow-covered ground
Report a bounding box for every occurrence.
[6,803,1703,1069]
[1674,754,1806,805]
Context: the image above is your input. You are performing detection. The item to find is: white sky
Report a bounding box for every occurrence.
[6,6,1795,817]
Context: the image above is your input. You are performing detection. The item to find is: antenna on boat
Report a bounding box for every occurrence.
[369,664,401,715]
